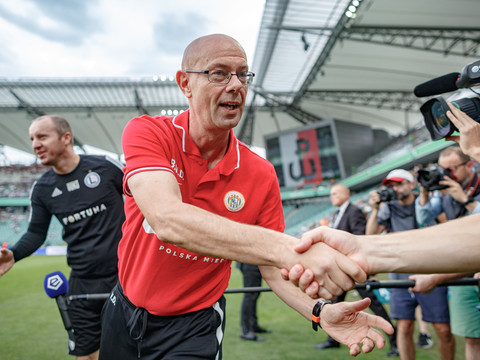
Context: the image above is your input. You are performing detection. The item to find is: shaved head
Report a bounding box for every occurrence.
[181,34,247,70]
[330,184,351,207]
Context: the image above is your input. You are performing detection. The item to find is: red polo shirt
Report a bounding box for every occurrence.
[119,110,285,316]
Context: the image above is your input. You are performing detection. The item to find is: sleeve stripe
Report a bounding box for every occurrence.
[123,166,174,196]
[105,155,124,171]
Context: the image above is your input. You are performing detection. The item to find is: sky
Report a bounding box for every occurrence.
[0,0,266,163]
[0,0,265,78]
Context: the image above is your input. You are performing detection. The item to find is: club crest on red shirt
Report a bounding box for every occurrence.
[224,191,245,212]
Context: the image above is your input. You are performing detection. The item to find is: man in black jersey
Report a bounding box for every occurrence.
[0,115,125,360]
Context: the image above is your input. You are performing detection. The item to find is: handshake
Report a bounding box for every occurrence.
[280,210,480,300]
[280,226,369,300]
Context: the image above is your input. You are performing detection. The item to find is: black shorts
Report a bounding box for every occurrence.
[99,283,226,360]
[68,273,118,356]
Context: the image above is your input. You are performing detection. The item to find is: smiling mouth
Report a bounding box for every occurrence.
[221,103,239,111]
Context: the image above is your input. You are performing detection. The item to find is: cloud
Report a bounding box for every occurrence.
[152,11,209,55]
[0,0,101,46]
[0,0,265,77]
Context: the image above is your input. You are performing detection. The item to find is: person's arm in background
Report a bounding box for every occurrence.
[415,188,443,226]
[365,191,386,235]
[408,273,474,294]
[293,213,480,284]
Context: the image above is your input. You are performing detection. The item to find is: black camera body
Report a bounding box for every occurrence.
[377,186,396,203]
[417,165,451,191]
[419,60,480,141]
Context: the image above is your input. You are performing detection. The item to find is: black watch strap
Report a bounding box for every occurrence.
[311,299,332,331]
[462,196,475,206]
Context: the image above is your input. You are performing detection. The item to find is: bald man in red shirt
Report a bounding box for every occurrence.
[98,34,393,359]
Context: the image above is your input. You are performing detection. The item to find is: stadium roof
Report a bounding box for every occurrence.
[0,77,188,155]
[1,0,479,157]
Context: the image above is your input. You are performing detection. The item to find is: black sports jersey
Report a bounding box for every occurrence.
[11,155,125,278]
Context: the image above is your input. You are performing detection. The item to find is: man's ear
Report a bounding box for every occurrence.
[63,132,73,146]
[176,70,192,98]
[466,160,474,173]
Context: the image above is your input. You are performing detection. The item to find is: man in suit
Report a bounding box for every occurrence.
[314,184,399,357]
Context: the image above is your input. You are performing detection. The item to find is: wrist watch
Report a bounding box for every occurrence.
[311,299,332,331]
[462,196,475,206]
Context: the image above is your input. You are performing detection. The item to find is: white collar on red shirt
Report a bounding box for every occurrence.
[172,110,241,174]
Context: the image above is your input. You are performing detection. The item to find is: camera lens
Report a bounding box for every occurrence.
[421,96,480,141]
[421,97,452,140]
[431,100,451,135]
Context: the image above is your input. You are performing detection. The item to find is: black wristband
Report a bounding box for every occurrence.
[311,299,332,331]
[462,196,475,206]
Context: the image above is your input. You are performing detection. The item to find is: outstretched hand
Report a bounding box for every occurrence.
[281,226,369,298]
[0,248,15,277]
[321,298,394,356]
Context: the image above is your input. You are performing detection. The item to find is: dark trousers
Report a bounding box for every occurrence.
[324,288,397,348]
[99,283,226,359]
[238,263,262,334]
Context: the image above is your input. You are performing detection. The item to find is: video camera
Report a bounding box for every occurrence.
[415,60,480,141]
[416,165,452,191]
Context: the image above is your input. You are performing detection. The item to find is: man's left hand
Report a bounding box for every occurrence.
[321,298,394,356]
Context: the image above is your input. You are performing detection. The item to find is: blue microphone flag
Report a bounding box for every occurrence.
[44,271,68,298]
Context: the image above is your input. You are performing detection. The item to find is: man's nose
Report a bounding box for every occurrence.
[31,138,40,149]
[226,74,244,91]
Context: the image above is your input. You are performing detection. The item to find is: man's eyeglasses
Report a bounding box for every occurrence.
[443,160,468,173]
[185,69,255,85]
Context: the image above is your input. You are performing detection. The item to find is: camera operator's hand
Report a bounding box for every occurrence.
[439,175,468,203]
[368,190,381,209]
[446,103,480,163]
[418,185,429,206]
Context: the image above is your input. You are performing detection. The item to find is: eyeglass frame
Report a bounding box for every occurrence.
[185,69,255,85]
[443,160,469,173]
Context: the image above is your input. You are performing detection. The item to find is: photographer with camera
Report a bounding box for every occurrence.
[415,145,480,360]
[366,169,454,360]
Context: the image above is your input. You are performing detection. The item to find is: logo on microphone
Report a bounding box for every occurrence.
[46,274,64,291]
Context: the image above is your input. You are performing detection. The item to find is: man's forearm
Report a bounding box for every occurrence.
[365,209,379,235]
[260,265,315,319]
[364,214,480,274]
[156,202,298,268]
[10,232,46,262]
